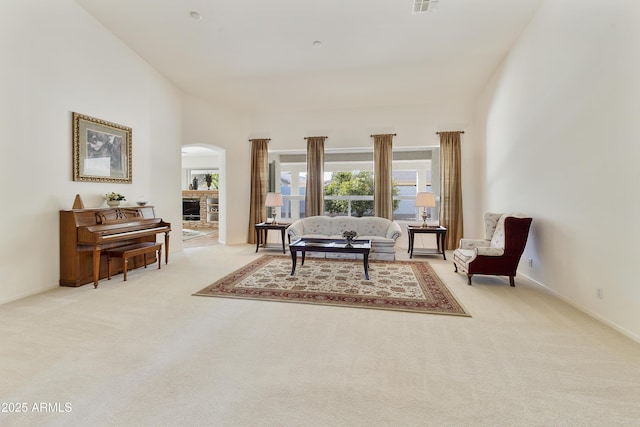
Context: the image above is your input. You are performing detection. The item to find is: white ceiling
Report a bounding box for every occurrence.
[75,0,543,113]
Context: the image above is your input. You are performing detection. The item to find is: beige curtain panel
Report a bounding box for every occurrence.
[247,139,269,244]
[373,134,394,220]
[305,137,326,217]
[439,131,464,250]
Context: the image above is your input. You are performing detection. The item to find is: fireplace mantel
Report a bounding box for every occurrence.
[182,190,218,228]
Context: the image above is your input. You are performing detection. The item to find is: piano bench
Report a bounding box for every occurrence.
[106,242,162,284]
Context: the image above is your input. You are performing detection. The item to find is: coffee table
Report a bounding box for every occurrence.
[289,238,372,280]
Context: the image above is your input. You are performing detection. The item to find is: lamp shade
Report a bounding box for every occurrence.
[265,192,283,207]
[415,192,436,207]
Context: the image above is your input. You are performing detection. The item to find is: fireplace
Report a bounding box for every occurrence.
[182,190,218,228]
[182,198,200,220]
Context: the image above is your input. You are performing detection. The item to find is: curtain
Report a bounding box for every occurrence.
[439,132,464,250]
[305,137,326,217]
[247,139,269,244]
[373,134,394,219]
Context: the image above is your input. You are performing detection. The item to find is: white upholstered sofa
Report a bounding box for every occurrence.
[287,216,402,261]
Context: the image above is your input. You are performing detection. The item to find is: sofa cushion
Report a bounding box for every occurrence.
[298,216,333,236]
[490,214,508,248]
[328,216,393,238]
[484,213,503,240]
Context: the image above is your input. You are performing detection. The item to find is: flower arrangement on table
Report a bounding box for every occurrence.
[342,230,358,246]
[105,192,126,201]
[105,192,126,207]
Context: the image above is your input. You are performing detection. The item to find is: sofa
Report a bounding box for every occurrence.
[287,216,402,261]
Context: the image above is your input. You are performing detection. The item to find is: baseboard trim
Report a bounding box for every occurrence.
[0,284,58,306]
[518,271,640,345]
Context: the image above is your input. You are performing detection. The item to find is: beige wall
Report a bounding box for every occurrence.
[0,0,183,304]
[248,102,483,238]
[182,96,484,244]
[181,95,252,245]
[474,0,640,340]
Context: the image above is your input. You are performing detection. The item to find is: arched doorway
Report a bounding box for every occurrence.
[181,144,226,247]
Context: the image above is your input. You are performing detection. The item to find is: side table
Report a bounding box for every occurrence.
[255,222,290,254]
[407,225,447,260]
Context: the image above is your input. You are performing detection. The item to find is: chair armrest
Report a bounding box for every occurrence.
[476,247,504,257]
[386,222,402,241]
[459,239,491,250]
[287,222,304,239]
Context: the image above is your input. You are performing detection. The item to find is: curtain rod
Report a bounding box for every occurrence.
[436,131,465,134]
[370,133,397,137]
[248,138,271,142]
[304,136,328,139]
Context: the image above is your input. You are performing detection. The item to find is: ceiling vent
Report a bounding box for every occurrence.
[412,0,439,14]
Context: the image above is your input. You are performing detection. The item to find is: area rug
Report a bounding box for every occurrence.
[193,255,469,316]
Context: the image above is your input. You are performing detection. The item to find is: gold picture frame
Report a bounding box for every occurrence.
[72,112,132,183]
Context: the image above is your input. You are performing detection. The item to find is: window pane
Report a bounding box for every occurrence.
[324,170,375,217]
[278,149,435,220]
[392,170,417,220]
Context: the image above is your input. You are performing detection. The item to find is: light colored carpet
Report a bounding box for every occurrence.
[194,255,469,316]
[1,244,639,426]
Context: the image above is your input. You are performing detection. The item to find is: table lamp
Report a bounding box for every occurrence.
[265,192,283,225]
[415,192,436,228]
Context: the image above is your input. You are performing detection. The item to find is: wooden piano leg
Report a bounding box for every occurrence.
[93,246,102,289]
[164,232,170,264]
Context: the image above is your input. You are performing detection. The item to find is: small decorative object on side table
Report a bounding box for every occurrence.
[342,230,357,247]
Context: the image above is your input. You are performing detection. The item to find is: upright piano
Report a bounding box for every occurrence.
[60,206,171,287]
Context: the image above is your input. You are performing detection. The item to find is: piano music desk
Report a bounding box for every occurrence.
[106,242,163,286]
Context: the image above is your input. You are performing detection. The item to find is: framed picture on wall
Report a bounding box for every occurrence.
[72,112,132,183]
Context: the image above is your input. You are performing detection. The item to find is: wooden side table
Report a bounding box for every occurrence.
[407,225,447,260]
[255,222,290,254]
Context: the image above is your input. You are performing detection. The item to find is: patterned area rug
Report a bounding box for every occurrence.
[193,255,469,316]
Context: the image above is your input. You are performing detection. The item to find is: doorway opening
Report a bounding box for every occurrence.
[181,144,225,247]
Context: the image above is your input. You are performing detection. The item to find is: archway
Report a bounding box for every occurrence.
[181,144,227,245]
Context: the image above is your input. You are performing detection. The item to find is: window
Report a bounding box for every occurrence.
[185,169,219,191]
[274,148,437,221]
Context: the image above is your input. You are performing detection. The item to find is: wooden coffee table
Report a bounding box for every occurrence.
[289,238,372,280]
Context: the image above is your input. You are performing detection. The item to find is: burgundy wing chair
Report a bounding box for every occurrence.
[453,213,532,286]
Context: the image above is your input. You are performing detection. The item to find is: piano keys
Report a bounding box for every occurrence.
[60,206,171,287]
